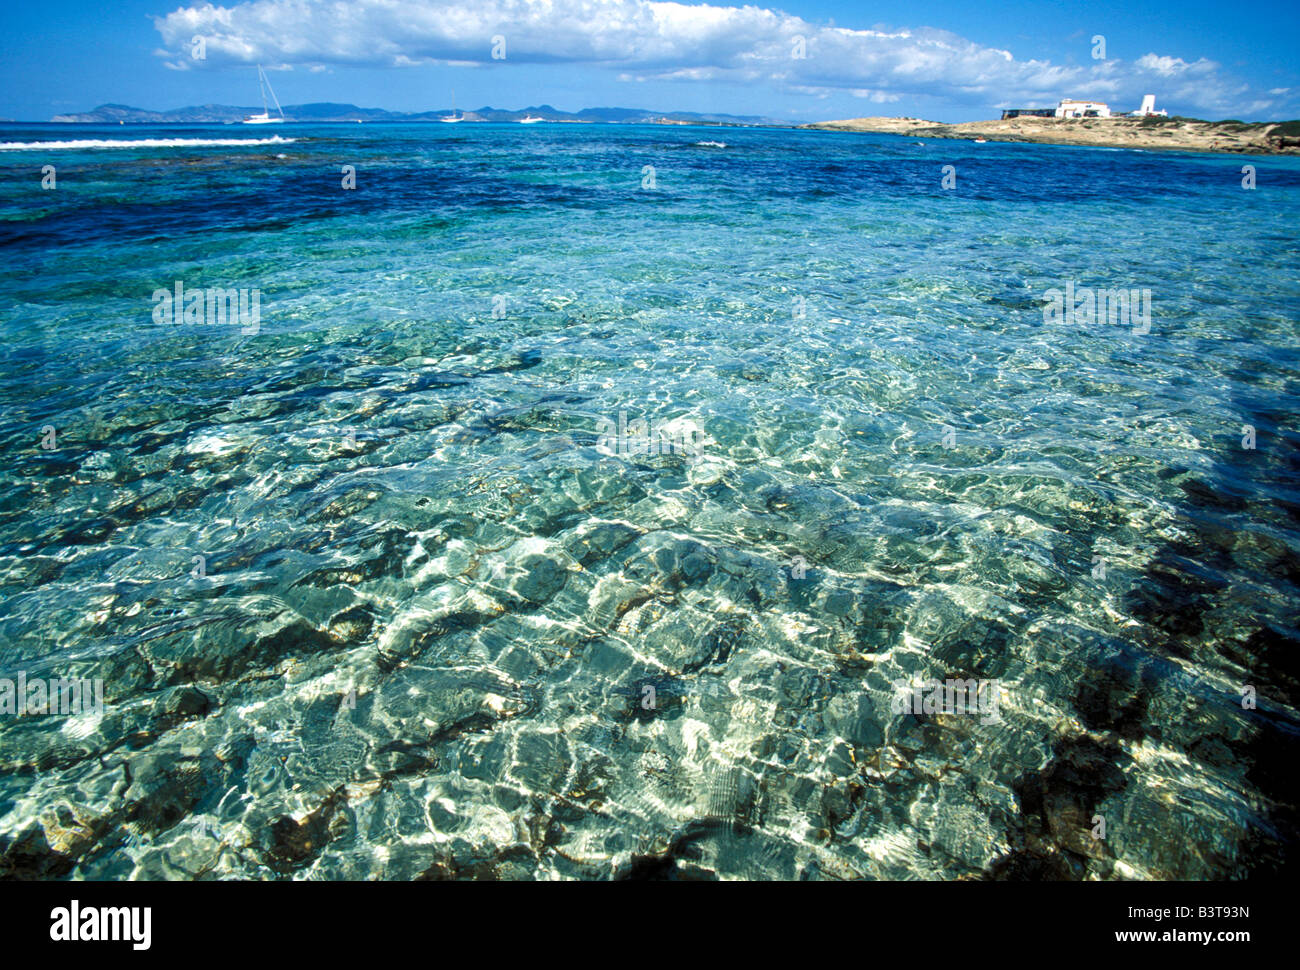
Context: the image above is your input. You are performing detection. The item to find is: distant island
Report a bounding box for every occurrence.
[41,101,1300,156]
[803,115,1300,156]
[48,102,790,127]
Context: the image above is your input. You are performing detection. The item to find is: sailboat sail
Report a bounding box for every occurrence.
[243,66,285,125]
[440,88,462,123]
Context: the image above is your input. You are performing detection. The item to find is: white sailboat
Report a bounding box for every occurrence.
[243,65,285,124]
[440,89,462,123]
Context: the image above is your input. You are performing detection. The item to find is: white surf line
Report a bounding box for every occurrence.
[0,137,297,150]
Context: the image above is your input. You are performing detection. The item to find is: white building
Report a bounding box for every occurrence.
[1130,95,1168,118]
[1056,99,1111,119]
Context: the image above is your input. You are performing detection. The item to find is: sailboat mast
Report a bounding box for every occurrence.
[243,63,285,123]
[258,65,284,119]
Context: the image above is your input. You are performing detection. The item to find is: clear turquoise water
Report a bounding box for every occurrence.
[1,123,1298,879]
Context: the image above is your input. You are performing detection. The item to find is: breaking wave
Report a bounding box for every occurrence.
[0,136,297,151]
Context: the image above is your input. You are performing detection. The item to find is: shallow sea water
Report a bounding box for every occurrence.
[0,123,1298,879]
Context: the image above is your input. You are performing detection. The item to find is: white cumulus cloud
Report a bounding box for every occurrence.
[153,0,1286,116]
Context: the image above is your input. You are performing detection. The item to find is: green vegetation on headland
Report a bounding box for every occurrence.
[803,114,1300,156]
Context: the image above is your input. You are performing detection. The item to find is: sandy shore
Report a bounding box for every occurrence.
[802,115,1300,156]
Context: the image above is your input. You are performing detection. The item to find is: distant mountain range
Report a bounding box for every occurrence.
[49,103,791,127]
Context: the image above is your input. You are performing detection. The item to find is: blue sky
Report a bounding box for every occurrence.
[1,0,1296,122]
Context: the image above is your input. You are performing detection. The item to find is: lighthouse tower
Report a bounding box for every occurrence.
[1132,95,1168,117]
